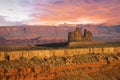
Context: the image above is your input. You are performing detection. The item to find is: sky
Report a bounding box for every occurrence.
[0,0,120,26]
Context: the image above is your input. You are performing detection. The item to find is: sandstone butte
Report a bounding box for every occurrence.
[68,27,92,42]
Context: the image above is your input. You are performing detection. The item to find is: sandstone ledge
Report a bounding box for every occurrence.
[0,47,120,61]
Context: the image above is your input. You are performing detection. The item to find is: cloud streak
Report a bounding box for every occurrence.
[0,0,120,26]
[0,16,25,26]
[29,0,120,25]
[0,0,33,26]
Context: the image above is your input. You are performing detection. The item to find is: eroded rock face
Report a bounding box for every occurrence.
[68,28,92,42]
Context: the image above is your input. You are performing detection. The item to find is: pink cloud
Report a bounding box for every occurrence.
[28,0,120,25]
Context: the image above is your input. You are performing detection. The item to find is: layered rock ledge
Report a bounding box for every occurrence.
[0,47,120,61]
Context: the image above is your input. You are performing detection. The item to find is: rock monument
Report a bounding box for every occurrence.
[68,27,92,42]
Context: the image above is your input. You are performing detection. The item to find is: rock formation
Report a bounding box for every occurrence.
[83,29,92,41]
[68,28,82,42]
[68,27,92,42]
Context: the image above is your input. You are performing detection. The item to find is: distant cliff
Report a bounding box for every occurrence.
[0,25,120,41]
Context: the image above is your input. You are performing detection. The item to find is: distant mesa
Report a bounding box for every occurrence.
[68,27,92,42]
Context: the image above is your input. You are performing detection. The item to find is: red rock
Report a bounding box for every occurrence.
[24,72,34,80]
[0,68,5,77]
[32,67,42,74]
[5,69,18,77]
[7,75,16,80]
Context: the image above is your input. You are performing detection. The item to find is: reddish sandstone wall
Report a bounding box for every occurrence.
[0,47,120,61]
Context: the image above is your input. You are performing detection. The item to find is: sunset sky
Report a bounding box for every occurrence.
[0,0,120,26]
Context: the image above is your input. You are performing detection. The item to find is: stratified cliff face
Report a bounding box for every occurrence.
[0,47,120,61]
[0,25,119,39]
[0,25,120,44]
